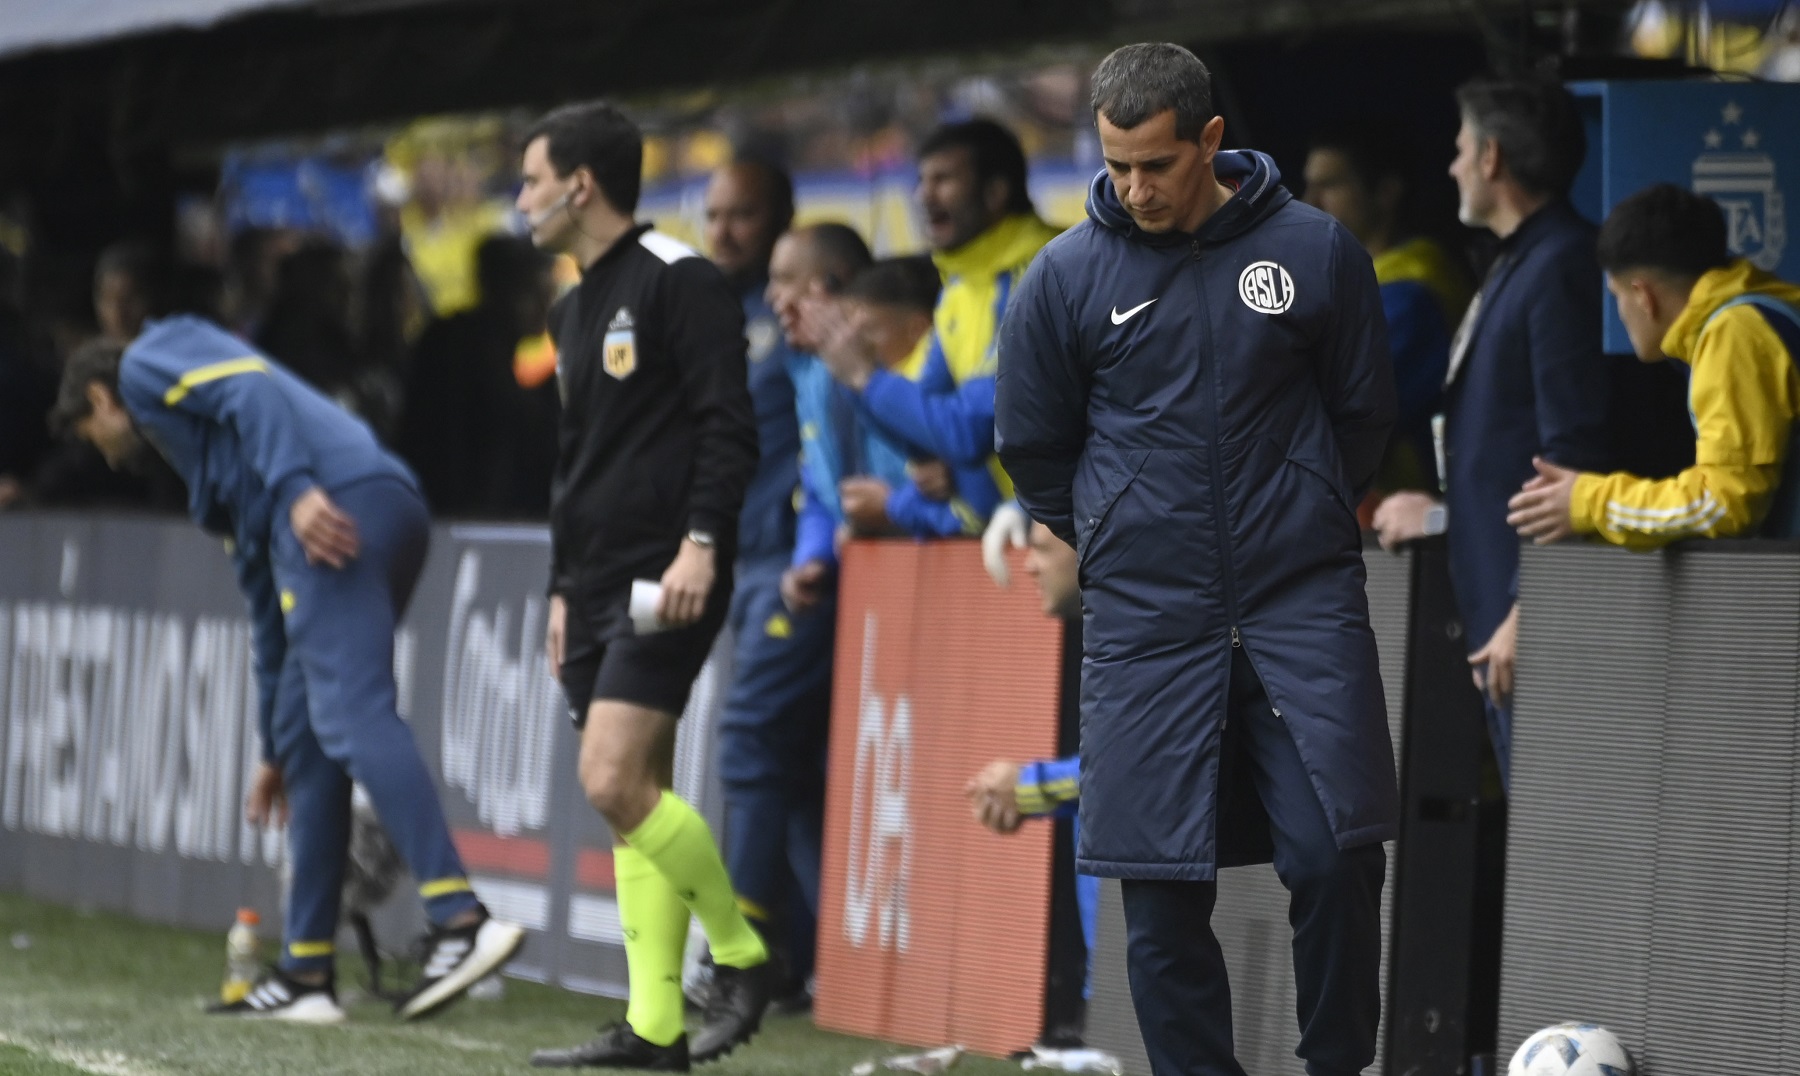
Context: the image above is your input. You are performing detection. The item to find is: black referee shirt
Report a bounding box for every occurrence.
[547,224,758,599]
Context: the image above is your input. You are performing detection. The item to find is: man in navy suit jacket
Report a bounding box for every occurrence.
[1374,77,1613,784]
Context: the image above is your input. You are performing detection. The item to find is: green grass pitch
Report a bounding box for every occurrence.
[0,893,1024,1075]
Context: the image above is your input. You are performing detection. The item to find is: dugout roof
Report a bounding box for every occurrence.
[0,0,1638,143]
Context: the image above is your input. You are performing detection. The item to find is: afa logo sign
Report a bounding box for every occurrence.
[1693,99,1786,271]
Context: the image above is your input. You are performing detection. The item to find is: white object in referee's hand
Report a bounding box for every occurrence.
[629,579,670,635]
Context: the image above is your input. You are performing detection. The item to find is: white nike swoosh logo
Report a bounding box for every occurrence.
[1111,299,1158,325]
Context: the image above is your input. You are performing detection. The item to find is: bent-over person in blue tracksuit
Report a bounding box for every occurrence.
[53,316,524,1025]
[997,45,1398,1076]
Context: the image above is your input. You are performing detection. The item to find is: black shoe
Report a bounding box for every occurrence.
[206,967,346,1024]
[395,912,526,1020]
[690,960,774,1064]
[530,1023,691,1070]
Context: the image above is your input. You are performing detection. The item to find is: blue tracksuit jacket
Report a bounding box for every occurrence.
[789,352,998,567]
[737,283,801,563]
[995,152,1400,879]
[118,315,417,758]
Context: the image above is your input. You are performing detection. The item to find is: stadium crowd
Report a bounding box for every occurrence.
[6,57,1800,1058]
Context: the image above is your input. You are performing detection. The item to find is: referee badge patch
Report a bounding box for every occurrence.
[603,306,637,379]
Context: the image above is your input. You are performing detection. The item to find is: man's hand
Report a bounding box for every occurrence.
[546,593,567,680]
[1469,601,1520,707]
[0,475,23,510]
[781,559,830,614]
[658,539,716,627]
[1506,457,1580,545]
[290,487,360,568]
[1371,490,1441,552]
[982,501,1030,587]
[800,291,878,390]
[245,761,289,828]
[907,459,955,502]
[964,759,1023,835]
[839,477,894,535]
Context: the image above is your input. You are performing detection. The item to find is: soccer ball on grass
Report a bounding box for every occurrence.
[1507,1023,1633,1076]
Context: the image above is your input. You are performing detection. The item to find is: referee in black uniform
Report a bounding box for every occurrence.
[518,102,773,1071]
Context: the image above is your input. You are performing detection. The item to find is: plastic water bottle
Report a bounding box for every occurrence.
[221,908,261,1003]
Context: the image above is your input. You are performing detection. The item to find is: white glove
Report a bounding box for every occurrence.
[981,501,1030,587]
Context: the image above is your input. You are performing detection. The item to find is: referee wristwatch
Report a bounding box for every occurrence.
[684,529,717,550]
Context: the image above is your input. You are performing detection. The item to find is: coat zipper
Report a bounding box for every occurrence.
[1194,236,1245,746]
[1194,238,1243,655]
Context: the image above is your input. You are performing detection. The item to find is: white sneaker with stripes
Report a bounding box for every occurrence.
[207,969,347,1024]
[396,913,526,1021]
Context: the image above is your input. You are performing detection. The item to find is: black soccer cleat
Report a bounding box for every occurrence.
[530,1023,691,1070]
[395,912,526,1020]
[207,967,346,1025]
[690,959,775,1064]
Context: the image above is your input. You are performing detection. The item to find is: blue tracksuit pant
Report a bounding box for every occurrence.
[717,556,836,980]
[269,476,478,974]
[1121,645,1385,1076]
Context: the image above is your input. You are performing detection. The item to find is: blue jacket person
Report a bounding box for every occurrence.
[996,45,1398,1076]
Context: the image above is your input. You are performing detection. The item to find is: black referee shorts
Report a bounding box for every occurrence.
[558,570,733,727]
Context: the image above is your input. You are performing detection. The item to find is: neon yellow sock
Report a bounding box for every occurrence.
[625,791,770,970]
[614,844,690,1047]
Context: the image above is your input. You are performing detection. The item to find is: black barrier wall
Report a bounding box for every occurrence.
[1502,542,1800,1074]
[0,513,729,998]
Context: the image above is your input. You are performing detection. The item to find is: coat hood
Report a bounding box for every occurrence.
[1662,259,1800,364]
[1086,149,1292,247]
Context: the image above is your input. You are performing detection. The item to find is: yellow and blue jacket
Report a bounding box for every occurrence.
[1572,260,1800,548]
[1371,236,1469,492]
[858,213,1060,506]
[1016,756,1081,820]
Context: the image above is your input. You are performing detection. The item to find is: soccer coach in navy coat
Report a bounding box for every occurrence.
[996,44,1399,1076]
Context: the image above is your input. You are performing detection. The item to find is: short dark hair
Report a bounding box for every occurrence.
[843,256,941,314]
[1454,76,1586,198]
[1597,183,1732,279]
[797,223,873,292]
[918,119,1034,215]
[50,338,126,435]
[1307,117,1409,194]
[729,156,795,234]
[522,101,644,215]
[1090,42,1216,142]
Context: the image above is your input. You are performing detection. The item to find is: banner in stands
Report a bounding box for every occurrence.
[813,540,1065,1058]
[0,513,729,999]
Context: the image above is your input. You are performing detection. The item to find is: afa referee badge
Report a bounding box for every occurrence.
[603,306,638,380]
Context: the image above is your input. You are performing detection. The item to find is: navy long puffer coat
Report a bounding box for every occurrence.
[995,150,1400,880]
